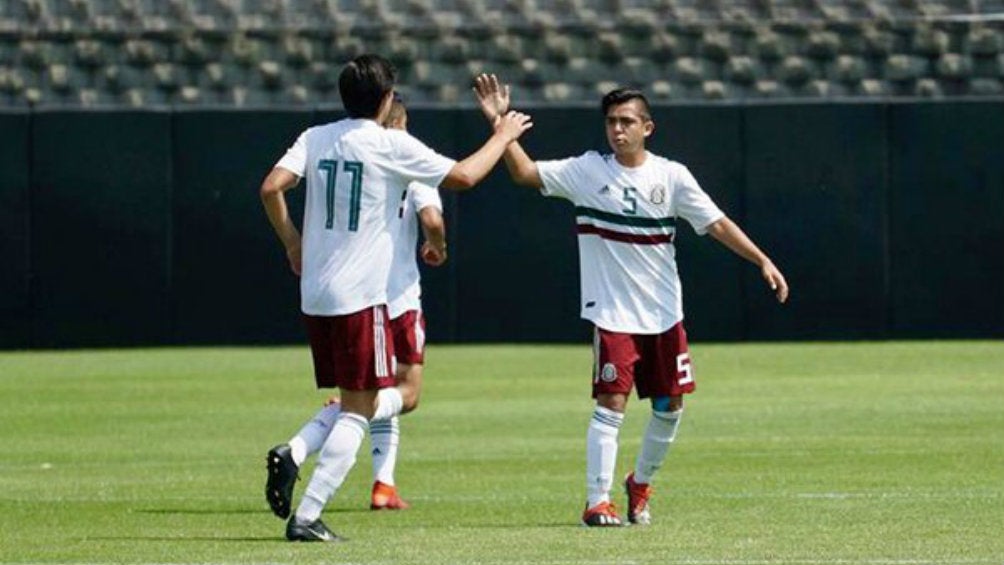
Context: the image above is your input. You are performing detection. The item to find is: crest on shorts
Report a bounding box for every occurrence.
[649,184,666,204]
[600,362,618,383]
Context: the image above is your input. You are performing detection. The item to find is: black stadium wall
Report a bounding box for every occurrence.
[0,101,1001,348]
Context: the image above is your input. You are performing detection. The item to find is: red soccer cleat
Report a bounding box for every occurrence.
[624,472,652,525]
[370,481,410,510]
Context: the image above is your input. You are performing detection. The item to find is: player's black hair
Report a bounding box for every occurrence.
[601,88,652,120]
[339,54,397,119]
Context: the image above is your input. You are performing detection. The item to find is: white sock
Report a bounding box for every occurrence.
[633,409,682,485]
[294,412,367,523]
[370,416,400,486]
[371,387,403,421]
[289,403,342,466]
[586,406,624,508]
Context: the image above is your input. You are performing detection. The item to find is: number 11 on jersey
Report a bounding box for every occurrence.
[318,159,364,232]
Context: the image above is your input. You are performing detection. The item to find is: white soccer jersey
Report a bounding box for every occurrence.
[537,151,725,334]
[387,181,442,319]
[275,119,455,316]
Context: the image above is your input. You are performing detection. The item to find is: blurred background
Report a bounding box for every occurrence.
[0,0,1001,348]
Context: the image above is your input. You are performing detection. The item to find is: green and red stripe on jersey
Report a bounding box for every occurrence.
[575,206,676,245]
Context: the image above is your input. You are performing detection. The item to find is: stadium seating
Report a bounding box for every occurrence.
[0,0,1002,106]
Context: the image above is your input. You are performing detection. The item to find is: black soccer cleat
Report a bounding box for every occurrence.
[265,444,299,519]
[285,517,344,543]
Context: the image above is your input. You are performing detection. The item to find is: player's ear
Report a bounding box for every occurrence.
[643,119,655,138]
[375,90,395,123]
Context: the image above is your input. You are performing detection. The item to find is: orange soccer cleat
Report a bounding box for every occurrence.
[581,500,623,527]
[370,481,410,510]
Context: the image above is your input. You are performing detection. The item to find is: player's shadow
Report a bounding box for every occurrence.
[135,506,371,516]
[136,508,270,515]
[84,536,279,543]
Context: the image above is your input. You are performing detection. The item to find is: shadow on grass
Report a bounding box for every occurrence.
[135,507,371,515]
[83,536,281,543]
[136,508,269,515]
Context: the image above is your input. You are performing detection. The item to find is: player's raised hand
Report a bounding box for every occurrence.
[494,110,533,142]
[473,73,510,122]
[762,261,789,303]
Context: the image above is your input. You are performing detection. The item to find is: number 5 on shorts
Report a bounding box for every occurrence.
[676,353,693,386]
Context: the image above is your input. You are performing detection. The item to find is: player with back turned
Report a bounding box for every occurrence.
[264,95,446,516]
[473,74,788,527]
[259,56,532,542]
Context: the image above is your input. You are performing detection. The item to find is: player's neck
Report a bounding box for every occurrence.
[614,149,647,168]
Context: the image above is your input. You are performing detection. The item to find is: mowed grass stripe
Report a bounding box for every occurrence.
[0,342,1001,564]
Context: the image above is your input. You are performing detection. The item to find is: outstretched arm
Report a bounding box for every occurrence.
[707,217,789,303]
[418,205,447,266]
[260,167,303,275]
[440,110,533,190]
[473,73,543,189]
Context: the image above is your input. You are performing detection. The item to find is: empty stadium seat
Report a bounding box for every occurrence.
[885,54,928,82]
[724,56,761,85]
[936,53,973,80]
[777,56,813,87]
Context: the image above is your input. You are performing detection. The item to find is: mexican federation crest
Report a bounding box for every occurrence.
[649,184,666,204]
[600,362,618,383]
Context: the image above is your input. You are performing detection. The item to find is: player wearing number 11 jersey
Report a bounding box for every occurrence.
[474,75,789,527]
[260,55,532,542]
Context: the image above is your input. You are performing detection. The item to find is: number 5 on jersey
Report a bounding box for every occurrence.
[318,159,363,231]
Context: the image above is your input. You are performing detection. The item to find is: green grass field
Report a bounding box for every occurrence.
[1,342,1002,564]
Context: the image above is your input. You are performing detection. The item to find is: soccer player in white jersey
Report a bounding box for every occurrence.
[260,55,532,542]
[473,74,788,527]
[263,97,445,514]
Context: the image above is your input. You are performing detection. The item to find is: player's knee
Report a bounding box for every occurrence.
[651,395,683,412]
[399,383,421,414]
[401,392,419,414]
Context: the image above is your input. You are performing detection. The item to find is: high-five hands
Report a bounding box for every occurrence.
[494,110,533,142]
[473,73,511,122]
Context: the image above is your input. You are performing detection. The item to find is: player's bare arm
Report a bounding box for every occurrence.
[441,110,533,190]
[260,167,303,275]
[418,205,447,266]
[707,217,789,303]
[473,73,543,189]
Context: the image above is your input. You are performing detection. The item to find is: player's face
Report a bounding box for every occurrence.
[604,100,654,156]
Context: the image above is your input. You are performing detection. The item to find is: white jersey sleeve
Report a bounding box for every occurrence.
[671,164,725,235]
[275,129,309,177]
[409,181,442,213]
[386,130,456,189]
[536,151,598,200]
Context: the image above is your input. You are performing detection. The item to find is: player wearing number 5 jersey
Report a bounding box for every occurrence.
[474,74,788,527]
[260,55,532,543]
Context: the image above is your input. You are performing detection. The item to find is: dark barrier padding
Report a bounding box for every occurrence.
[889,102,1004,337]
[0,113,31,347]
[744,104,889,339]
[172,110,313,344]
[400,108,462,343]
[653,106,745,342]
[5,102,1003,349]
[30,111,172,347]
[449,108,597,342]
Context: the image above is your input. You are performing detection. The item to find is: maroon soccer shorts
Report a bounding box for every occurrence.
[592,321,695,398]
[303,305,396,391]
[390,309,426,366]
